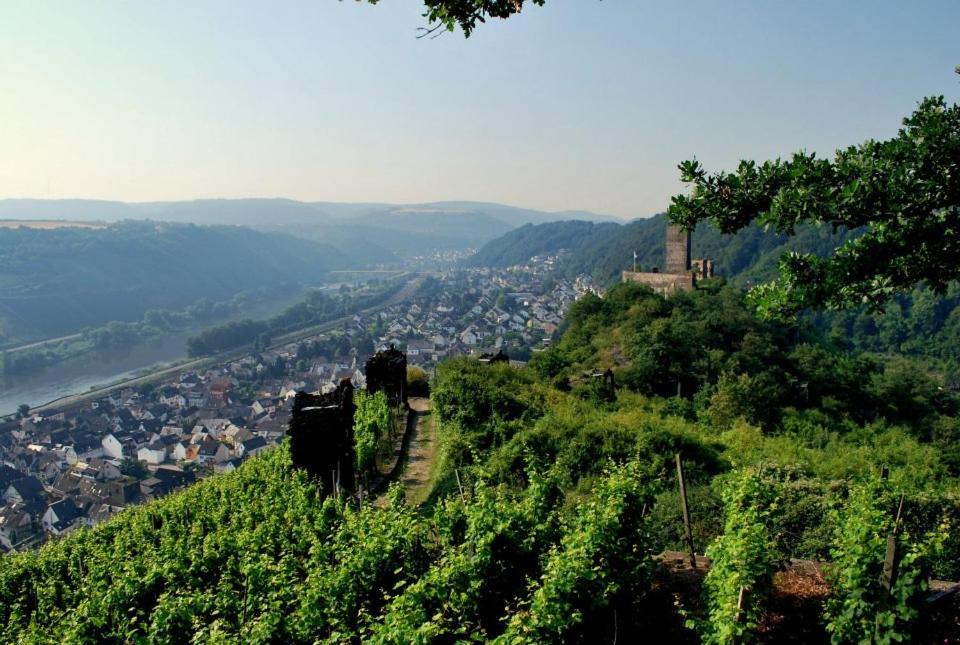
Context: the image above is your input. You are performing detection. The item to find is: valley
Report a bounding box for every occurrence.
[2,3,958,639]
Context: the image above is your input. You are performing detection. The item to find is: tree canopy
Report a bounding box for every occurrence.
[668,91,960,319]
[367,0,545,37]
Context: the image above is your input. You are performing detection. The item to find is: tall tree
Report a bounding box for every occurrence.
[668,77,960,320]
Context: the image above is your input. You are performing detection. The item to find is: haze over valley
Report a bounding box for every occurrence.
[2,2,959,642]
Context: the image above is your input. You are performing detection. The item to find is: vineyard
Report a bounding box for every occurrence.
[1,441,955,643]
[3,281,960,642]
[0,445,659,643]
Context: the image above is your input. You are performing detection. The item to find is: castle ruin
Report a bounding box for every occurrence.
[622,222,713,294]
[287,379,357,495]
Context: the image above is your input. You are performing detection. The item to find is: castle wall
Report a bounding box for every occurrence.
[621,270,695,294]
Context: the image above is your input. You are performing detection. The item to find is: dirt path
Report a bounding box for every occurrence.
[401,398,437,505]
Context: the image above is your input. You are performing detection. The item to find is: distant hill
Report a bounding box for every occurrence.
[468,214,859,285]
[0,221,351,343]
[0,199,621,258]
[0,199,141,222]
[465,220,620,267]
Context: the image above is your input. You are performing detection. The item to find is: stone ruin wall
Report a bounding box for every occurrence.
[621,270,695,294]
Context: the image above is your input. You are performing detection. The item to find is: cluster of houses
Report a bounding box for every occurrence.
[0,257,598,554]
[0,369,288,553]
[353,260,600,365]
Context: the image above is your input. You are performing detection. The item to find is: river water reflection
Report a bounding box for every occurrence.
[0,289,316,415]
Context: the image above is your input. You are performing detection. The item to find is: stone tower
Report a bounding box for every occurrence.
[665,223,691,274]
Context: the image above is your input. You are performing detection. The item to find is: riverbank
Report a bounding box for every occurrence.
[14,274,422,419]
[0,283,326,415]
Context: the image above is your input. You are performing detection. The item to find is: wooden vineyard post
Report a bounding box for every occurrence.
[882,493,906,593]
[676,452,697,569]
[876,493,906,639]
[734,585,749,623]
[455,468,466,503]
[881,535,899,594]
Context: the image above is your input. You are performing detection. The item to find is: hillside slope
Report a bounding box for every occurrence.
[465,220,620,267]
[467,213,859,286]
[0,222,349,343]
[2,281,959,642]
[0,198,620,258]
[615,215,858,286]
[469,215,960,374]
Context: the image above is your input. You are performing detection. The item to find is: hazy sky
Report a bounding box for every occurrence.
[2,1,958,219]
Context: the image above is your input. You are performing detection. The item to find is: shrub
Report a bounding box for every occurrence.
[696,468,783,644]
[824,476,948,644]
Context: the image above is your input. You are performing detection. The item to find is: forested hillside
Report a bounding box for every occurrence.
[470,215,960,380]
[465,220,620,267]
[0,221,349,344]
[468,213,859,286]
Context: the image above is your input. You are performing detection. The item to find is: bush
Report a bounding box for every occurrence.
[406,366,430,397]
[824,476,948,644]
[696,468,783,644]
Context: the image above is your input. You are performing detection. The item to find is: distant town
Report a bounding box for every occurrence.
[0,254,601,553]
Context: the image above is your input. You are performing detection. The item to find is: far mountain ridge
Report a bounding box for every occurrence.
[0,198,620,257]
[0,198,619,227]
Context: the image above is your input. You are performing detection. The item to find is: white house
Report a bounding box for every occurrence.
[101,434,124,460]
[137,442,167,466]
[221,424,253,446]
[3,477,44,505]
[0,504,35,550]
[235,436,268,459]
[159,392,187,408]
[213,458,244,474]
[42,499,84,535]
[197,441,232,465]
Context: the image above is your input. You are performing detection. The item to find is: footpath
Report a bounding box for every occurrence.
[372,397,436,505]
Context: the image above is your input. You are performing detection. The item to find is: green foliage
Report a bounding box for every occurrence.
[394,0,547,37]
[824,476,948,644]
[353,390,392,481]
[696,469,783,644]
[432,356,543,468]
[0,446,340,642]
[406,365,430,397]
[0,439,669,643]
[669,96,960,318]
[546,280,960,443]
[186,319,272,357]
[371,472,563,641]
[119,457,149,481]
[186,280,403,357]
[498,460,658,642]
[289,484,431,642]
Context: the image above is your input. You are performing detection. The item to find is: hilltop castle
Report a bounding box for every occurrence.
[621,223,713,294]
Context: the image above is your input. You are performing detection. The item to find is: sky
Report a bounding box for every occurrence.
[1,1,958,220]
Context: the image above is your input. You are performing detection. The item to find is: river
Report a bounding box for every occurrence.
[0,286,338,415]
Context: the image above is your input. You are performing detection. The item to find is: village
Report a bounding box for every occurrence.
[0,256,601,553]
